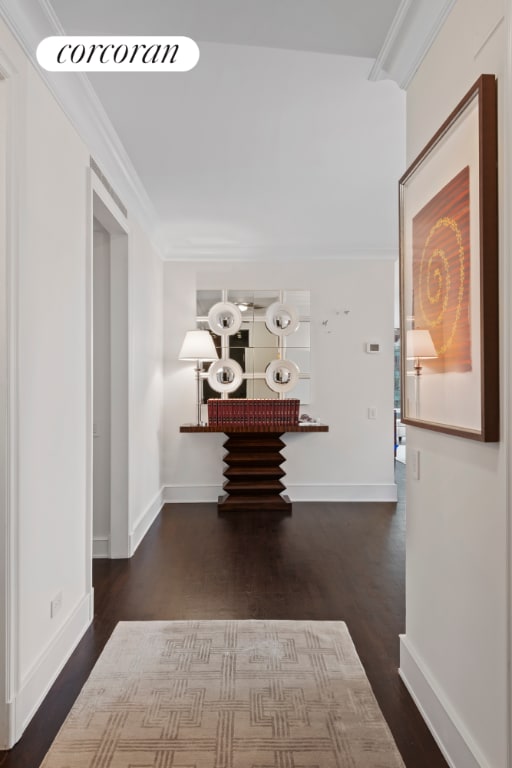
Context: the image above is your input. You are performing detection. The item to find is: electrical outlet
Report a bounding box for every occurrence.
[50,591,62,618]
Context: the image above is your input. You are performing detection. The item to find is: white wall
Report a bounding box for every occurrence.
[18,55,91,713]
[163,259,396,502]
[128,218,164,553]
[0,16,164,747]
[399,2,511,768]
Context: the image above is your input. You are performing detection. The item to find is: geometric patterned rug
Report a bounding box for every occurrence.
[39,620,405,767]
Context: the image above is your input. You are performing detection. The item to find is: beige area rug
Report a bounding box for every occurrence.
[40,620,405,767]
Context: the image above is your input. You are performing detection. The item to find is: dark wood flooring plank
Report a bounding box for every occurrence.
[0,462,448,768]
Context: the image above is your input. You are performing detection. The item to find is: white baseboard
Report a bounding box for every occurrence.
[13,590,93,746]
[163,483,398,503]
[129,487,164,556]
[92,536,110,558]
[399,634,488,768]
[163,484,221,503]
[0,700,15,750]
[286,483,398,502]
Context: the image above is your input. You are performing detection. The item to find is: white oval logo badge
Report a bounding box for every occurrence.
[36,36,200,72]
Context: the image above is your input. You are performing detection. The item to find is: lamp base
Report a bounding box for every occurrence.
[195,363,203,426]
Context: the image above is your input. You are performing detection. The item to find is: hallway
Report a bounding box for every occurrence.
[0,463,448,768]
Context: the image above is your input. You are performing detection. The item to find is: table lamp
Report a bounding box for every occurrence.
[179,330,218,425]
[406,329,437,417]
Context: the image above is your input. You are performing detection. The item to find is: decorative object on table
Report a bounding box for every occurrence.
[299,413,319,424]
[406,329,438,418]
[265,301,299,336]
[178,330,218,425]
[207,301,242,335]
[38,620,405,768]
[208,398,300,426]
[207,358,243,393]
[264,358,300,393]
[399,74,498,441]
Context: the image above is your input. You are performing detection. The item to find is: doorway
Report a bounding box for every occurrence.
[0,69,10,748]
[90,184,129,559]
[92,219,111,556]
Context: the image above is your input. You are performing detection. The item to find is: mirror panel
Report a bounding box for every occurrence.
[286,348,310,373]
[196,290,222,317]
[196,289,311,403]
[246,379,279,399]
[291,379,310,404]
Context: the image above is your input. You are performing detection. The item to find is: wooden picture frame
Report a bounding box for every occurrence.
[399,74,499,441]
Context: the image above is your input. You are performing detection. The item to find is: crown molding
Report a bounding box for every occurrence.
[0,0,165,257]
[369,0,456,89]
[368,0,412,84]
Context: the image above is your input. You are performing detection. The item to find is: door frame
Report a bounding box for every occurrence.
[87,169,130,565]
[0,46,22,749]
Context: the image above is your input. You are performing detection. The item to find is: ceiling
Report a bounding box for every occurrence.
[47,0,403,59]
[14,1,451,260]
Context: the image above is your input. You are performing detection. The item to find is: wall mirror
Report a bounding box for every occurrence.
[196,290,311,403]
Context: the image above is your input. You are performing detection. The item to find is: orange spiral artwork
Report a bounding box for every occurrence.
[412,166,471,373]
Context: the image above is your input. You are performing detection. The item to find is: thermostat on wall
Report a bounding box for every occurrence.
[366,342,380,354]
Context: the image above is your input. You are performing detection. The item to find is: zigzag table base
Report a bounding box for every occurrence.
[218,432,292,512]
[180,423,329,513]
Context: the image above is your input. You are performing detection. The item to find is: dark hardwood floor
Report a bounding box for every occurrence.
[0,461,448,768]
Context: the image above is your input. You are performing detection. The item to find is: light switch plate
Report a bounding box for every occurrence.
[411,449,420,480]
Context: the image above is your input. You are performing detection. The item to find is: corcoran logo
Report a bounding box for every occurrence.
[36,36,200,72]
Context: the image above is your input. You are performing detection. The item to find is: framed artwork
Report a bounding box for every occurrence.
[399,74,499,441]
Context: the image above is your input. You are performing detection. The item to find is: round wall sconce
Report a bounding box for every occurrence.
[265,359,300,393]
[265,302,299,336]
[208,302,242,335]
[208,359,243,393]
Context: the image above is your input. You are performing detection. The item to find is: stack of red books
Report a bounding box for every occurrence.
[208,398,300,426]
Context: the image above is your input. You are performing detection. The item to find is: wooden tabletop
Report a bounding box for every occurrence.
[180,423,329,433]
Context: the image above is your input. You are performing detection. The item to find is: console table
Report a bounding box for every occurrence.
[180,424,328,512]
